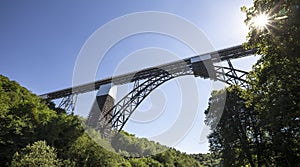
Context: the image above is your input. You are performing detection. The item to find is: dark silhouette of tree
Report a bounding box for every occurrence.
[242,0,300,166]
[206,1,300,166]
[205,86,261,167]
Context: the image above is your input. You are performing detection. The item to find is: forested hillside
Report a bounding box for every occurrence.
[0,74,210,166]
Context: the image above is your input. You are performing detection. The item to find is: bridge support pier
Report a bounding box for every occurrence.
[86,84,117,135]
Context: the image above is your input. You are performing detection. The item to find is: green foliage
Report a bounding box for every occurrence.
[242,0,300,166]
[11,140,63,167]
[65,133,128,167]
[190,153,221,167]
[81,118,115,152]
[0,74,206,167]
[205,86,259,166]
[111,131,167,157]
[129,157,162,167]
[152,148,201,167]
[206,1,300,166]
[0,75,57,165]
[0,75,83,166]
[242,0,300,58]
[48,112,84,153]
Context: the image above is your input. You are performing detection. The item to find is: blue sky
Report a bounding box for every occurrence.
[0,0,259,153]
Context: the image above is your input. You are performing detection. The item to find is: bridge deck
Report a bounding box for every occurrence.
[40,45,256,100]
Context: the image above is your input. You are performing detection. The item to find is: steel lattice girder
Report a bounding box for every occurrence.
[54,60,250,135]
[58,94,78,114]
[96,61,250,135]
[49,59,250,137]
[214,60,249,88]
[97,68,194,134]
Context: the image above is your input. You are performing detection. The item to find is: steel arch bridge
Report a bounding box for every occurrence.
[40,45,257,135]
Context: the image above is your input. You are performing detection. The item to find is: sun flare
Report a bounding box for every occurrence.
[252,13,269,30]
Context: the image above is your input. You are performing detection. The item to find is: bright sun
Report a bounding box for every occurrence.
[252,13,269,30]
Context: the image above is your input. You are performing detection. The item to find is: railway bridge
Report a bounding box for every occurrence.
[40,45,256,135]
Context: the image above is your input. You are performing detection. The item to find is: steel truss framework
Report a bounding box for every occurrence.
[54,60,249,134]
[97,68,194,134]
[58,94,78,114]
[95,60,249,134]
[51,62,249,138]
[40,45,256,134]
[215,60,249,88]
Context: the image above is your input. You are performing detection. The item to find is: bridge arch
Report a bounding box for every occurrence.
[86,60,249,135]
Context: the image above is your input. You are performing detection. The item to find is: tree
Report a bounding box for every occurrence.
[0,74,206,166]
[242,0,300,166]
[205,86,262,167]
[0,75,57,165]
[111,131,166,157]
[11,141,63,167]
[152,148,201,167]
[0,75,84,166]
[66,133,129,167]
[190,153,221,167]
[206,1,299,165]
[129,157,163,167]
